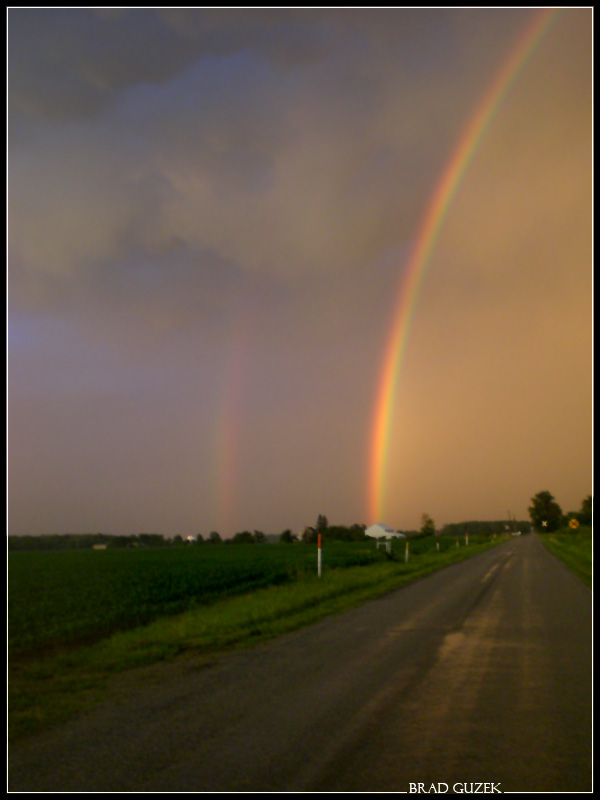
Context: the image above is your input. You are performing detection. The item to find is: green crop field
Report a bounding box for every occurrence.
[8,541,397,657]
[8,535,500,659]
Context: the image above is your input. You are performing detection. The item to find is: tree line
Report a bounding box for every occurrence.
[7,532,172,551]
[439,520,530,537]
[8,493,591,551]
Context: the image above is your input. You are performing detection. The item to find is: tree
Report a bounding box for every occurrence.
[207,531,222,544]
[302,526,317,543]
[316,515,328,533]
[580,495,592,526]
[420,513,435,537]
[280,529,295,543]
[232,531,254,544]
[529,491,562,532]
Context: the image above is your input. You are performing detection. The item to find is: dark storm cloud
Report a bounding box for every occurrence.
[8,7,352,127]
[9,8,204,121]
[10,6,522,303]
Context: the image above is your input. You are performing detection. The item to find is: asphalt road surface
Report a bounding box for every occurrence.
[8,534,592,792]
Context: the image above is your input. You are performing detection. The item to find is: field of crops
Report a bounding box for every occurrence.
[7,541,388,656]
[8,535,494,658]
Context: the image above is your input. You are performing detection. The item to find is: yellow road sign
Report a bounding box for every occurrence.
[569,518,580,529]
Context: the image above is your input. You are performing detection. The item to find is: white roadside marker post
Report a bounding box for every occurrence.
[318,534,322,578]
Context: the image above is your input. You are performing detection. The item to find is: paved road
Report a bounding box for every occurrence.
[8,535,592,792]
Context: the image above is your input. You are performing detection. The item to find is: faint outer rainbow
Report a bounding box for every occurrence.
[215,299,254,538]
[368,8,559,525]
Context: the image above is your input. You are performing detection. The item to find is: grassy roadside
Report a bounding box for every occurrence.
[9,537,506,743]
[539,526,592,588]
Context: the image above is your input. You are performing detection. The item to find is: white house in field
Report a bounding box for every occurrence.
[365,523,405,540]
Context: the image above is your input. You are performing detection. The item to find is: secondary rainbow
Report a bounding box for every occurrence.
[214,300,255,538]
[368,8,559,525]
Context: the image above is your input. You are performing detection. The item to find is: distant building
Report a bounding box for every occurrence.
[365,523,405,540]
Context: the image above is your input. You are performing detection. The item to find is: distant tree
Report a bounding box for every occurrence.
[108,536,129,548]
[580,495,593,526]
[280,529,295,543]
[440,520,529,538]
[302,526,317,543]
[325,524,368,541]
[207,531,222,545]
[137,533,167,547]
[529,491,562,532]
[253,530,266,544]
[420,513,436,537]
[232,531,255,544]
[316,515,328,534]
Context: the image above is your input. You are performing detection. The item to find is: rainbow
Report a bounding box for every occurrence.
[215,300,254,538]
[368,8,560,525]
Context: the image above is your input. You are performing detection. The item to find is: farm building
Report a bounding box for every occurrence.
[365,523,405,540]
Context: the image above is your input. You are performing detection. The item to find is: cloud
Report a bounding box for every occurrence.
[9,8,590,360]
[9,10,490,301]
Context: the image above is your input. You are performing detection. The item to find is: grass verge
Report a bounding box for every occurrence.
[9,537,505,743]
[539,526,592,588]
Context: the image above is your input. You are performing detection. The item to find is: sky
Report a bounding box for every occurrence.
[7,8,592,539]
